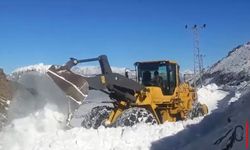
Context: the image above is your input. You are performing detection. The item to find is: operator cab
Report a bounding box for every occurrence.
[134,60,179,95]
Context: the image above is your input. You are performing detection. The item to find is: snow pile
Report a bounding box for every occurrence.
[0,103,66,150]
[0,103,202,150]
[28,119,201,150]
[0,83,230,150]
[197,84,229,112]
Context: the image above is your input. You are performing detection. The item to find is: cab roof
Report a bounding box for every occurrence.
[134,60,177,66]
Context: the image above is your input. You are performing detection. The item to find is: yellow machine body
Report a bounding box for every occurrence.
[106,60,207,125]
[47,55,208,127]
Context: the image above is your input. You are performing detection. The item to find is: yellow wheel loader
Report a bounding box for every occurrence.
[47,55,208,128]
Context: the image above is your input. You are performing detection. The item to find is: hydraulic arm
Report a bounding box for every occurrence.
[47,55,144,104]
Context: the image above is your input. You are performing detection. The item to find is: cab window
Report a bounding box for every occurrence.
[137,62,177,95]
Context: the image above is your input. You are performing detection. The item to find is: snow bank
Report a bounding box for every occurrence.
[151,86,249,150]
[0,102,202,150]
[228,91,241,105]
[197,84,229,112]
[0,83,231,150]
[32,119,202,150]
[0,103,66,150]
[1,63,233,150]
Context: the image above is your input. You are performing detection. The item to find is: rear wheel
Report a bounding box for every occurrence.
[81,106,112,129]
[115,107,157,127]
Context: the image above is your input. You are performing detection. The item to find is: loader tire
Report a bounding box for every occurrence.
[81,106,112,129]
[188,102,208,119]
[115,107,157,127]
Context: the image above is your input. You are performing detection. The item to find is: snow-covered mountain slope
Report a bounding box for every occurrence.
[12,63,51,74]
[10,63,51,80]
[203,42,250,86]
[72,66,126,75]
[9,64,131,80]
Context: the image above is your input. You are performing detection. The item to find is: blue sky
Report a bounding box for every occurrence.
[0,0,250,73]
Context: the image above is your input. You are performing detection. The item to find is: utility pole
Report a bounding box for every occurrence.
[185,24,206,88]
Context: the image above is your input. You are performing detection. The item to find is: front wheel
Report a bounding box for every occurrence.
[81,106,112,129]
[115,107,157,127]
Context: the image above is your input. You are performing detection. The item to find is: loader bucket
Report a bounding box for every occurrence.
[47,65,89,104]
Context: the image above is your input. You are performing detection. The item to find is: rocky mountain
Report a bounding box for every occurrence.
[0,69,12,130]
[203,42,250,86]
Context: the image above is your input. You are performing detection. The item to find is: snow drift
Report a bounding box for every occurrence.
[197,84,228,112]
[0,74,229,150]
[0,104,202,150]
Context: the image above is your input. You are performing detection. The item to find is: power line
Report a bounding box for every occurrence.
[185,24,206,88]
